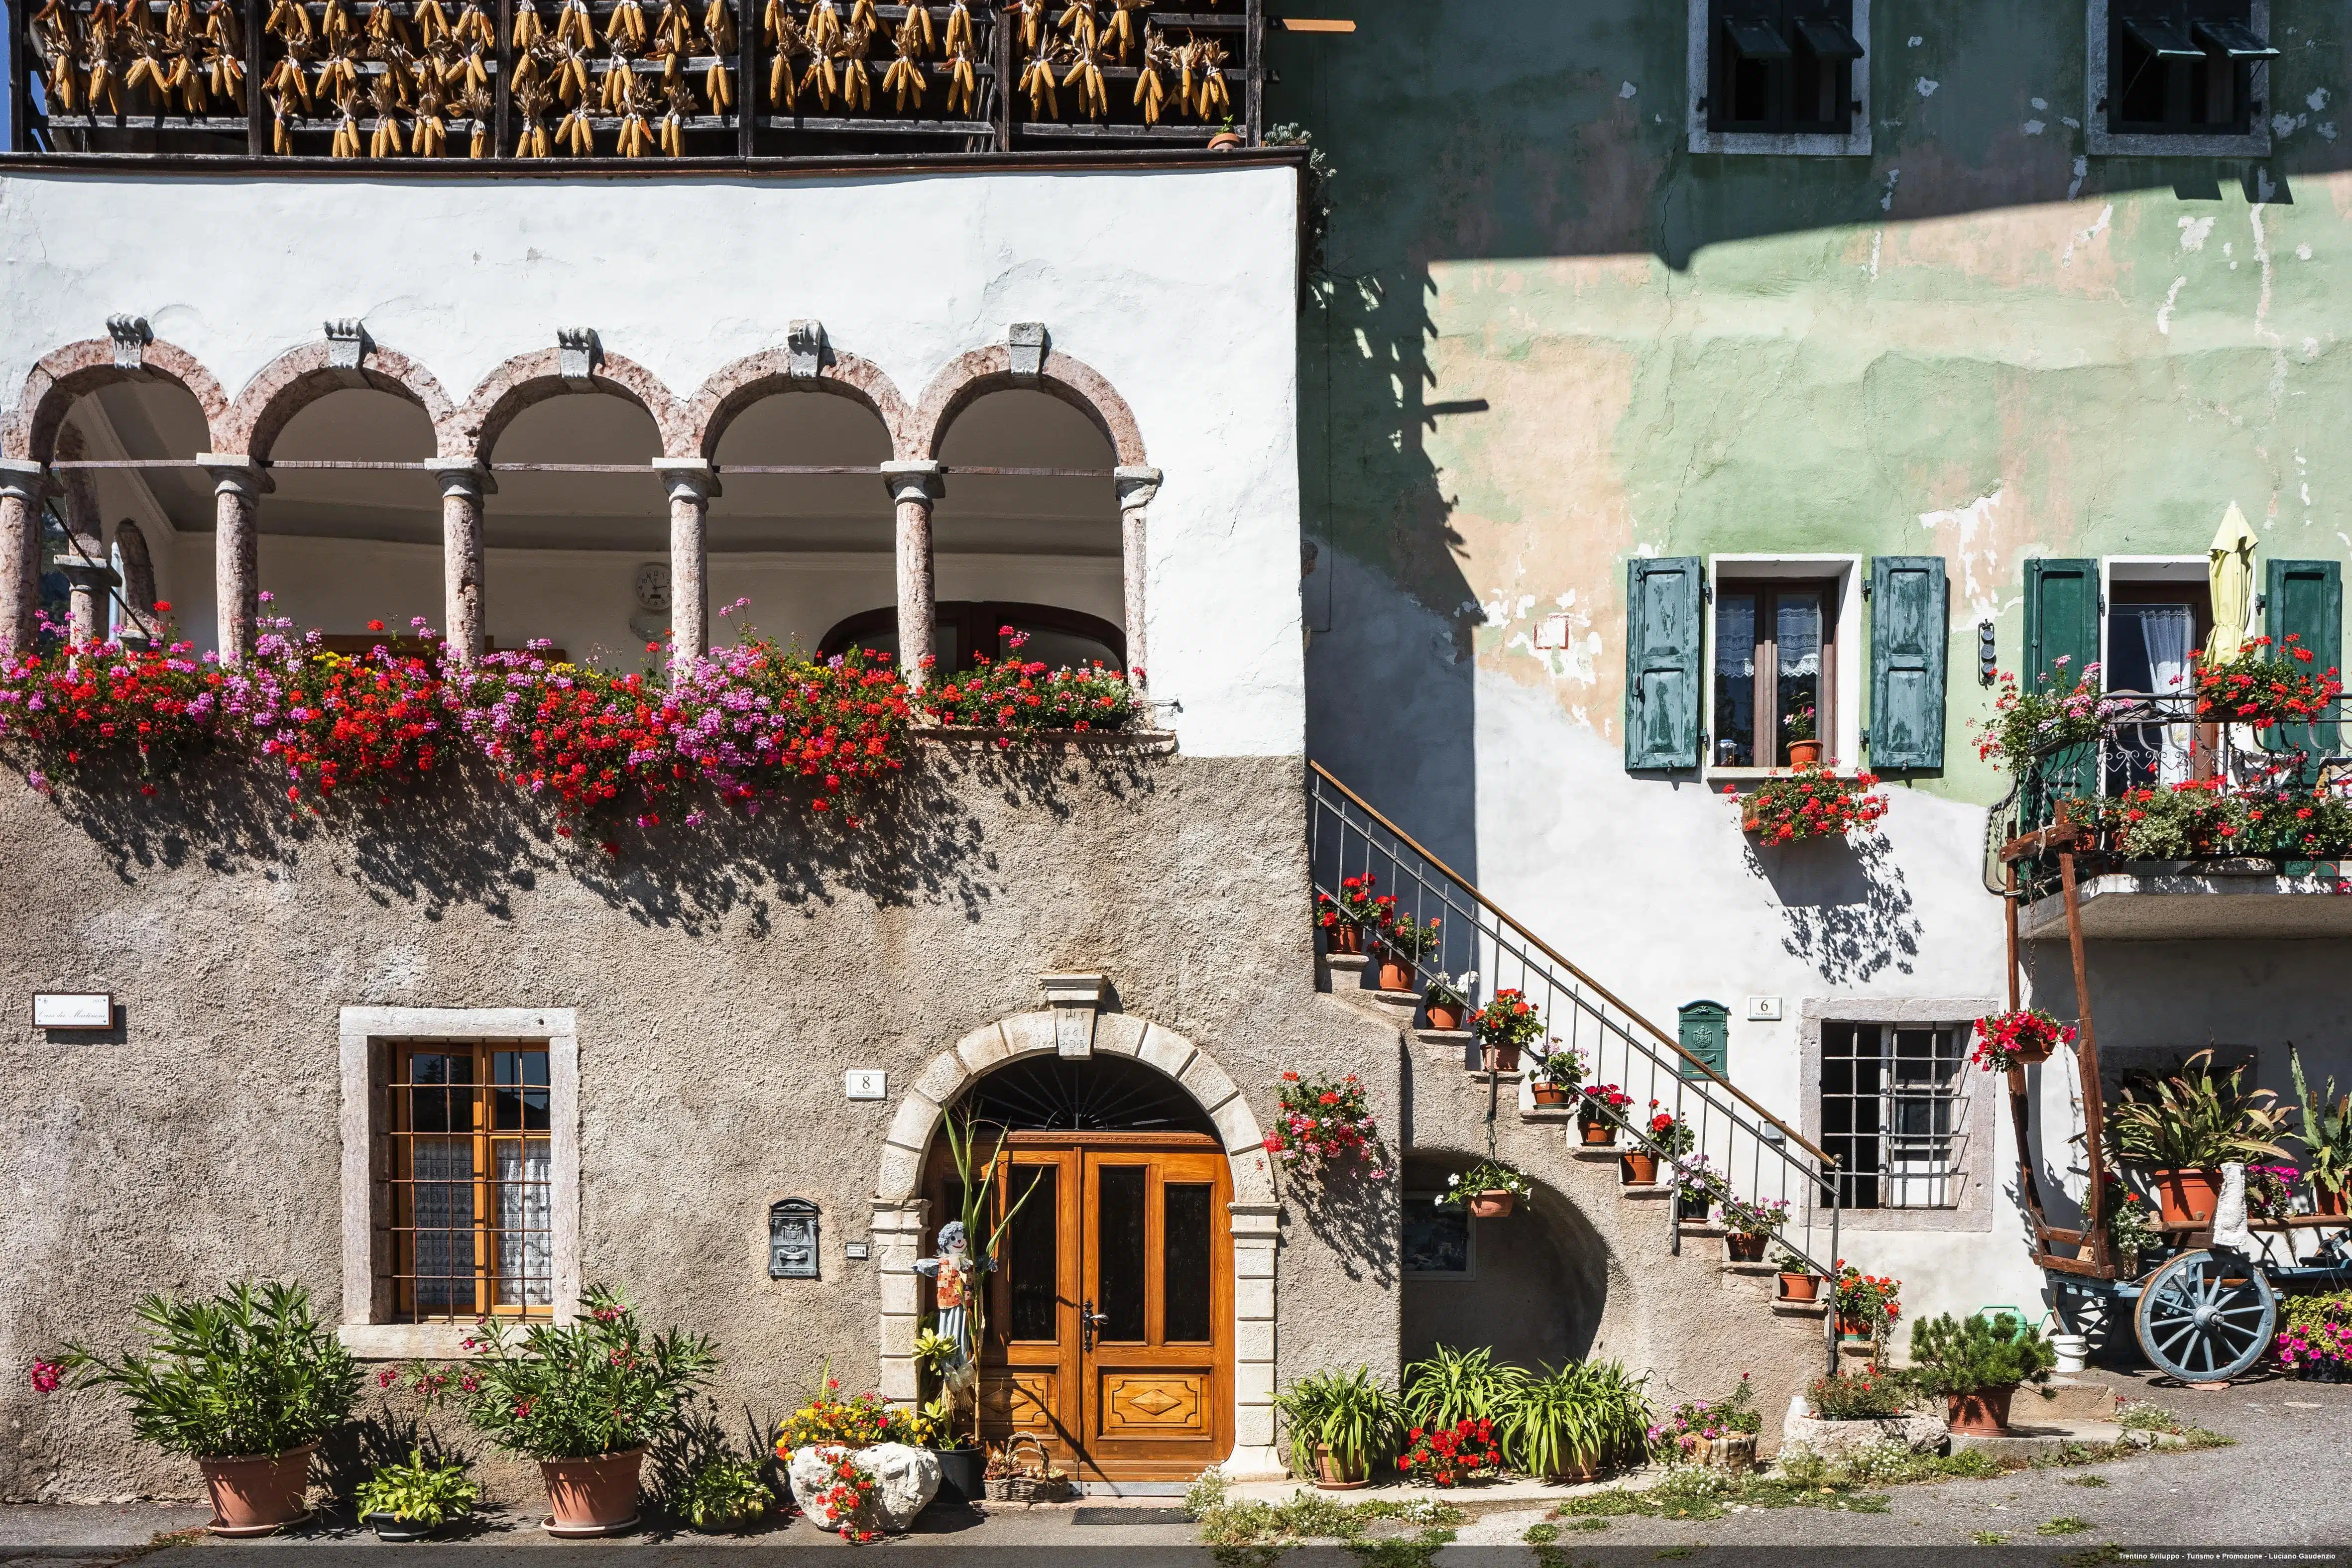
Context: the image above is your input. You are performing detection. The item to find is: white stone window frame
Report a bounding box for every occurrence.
[2085,0,2272,158]
[1704,553,1864,783]
[1686,0,1875,158]
[338,1007,582,1358]
[1796,997,2000,1234]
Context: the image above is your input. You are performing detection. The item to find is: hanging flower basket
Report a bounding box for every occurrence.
[1969,1009,2075,1072]
[1437,1159,1530,1218]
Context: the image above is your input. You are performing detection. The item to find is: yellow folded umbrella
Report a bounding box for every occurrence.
[2206,502,2257,666]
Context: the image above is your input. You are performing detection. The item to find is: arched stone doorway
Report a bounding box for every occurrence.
[872,1002,1280,1480]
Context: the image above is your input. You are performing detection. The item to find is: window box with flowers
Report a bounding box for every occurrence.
[1467,988,1543,1072]
[1376,915,1441,994]
[1578,1083,1632,1147]
[1527,1043,1587,1107]
[1719,1196,1789,1263]
[916,628,1136,742]
[1971,660,2129,775]
[1263,1071,1387,1184]
[1969,1009,2075,1073]
[1435,1159,1532,1219]
[2189,634,2343,727]
[1422,971,1475,1032]
[1738,764,1888,845]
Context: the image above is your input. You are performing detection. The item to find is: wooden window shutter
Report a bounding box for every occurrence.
[2262,558,2343,759]
[1676,1000,1730,1082]
[1868,556,1948,770]
[1623,557,1705,771]
[2024,558,2101,687]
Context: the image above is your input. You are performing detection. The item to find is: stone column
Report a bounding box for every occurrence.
[1114,465,1162,690]
[54,464,111,649]
[0,460,48,659]
[880,460,945,691]
[652,459,718,677]
[870,1197,932,1408]
[197,454,271,666]
[424,459,494,663]
[1228,1201,1284,1478]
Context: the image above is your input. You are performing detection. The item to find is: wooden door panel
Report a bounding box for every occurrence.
[1101,1370,1212,1440]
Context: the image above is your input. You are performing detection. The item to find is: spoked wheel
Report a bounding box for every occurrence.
[2133,1249,2275,1383]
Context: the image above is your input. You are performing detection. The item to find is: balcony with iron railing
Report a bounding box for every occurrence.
[2002,694,2352,940]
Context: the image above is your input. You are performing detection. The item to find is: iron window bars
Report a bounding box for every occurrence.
[381,1039,554,1323]
[1820,1021,1966,1210]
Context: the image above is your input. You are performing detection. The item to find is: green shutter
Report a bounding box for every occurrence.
[1624,557,1704,771]
[2024,558,2101,814]
[1677,1001,1730,1082]
[1869,556,1947,770]
[2263,558,2343,765]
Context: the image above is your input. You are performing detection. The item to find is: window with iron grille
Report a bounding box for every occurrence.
[381,1041,554,1322]
[1820,1021,1965,1209]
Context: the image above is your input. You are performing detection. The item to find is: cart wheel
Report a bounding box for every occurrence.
[2133,1249,2275,1383]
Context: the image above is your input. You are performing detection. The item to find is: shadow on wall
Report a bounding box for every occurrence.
[1747,832,1923,985]
[1399,1152,1605,1372]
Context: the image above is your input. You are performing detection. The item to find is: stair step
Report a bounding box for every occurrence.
[1721,1261,1780,1277]
[1770,1298,1830,1319]
[1325,954,1373,977]
[1414,1029,1471,1042]
[1519,1107,1574,1123]
[1622,1184,1675,1201]
[1571,1147,1625,1163]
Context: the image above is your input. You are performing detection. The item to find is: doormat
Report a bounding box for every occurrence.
[1070,1507,1193,1526]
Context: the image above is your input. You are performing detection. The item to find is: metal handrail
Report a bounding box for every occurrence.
[1307,761,1845,1319]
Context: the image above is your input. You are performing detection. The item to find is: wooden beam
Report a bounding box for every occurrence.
[1274,16,1354,30]
[2033,1252,2111,1279]
[1999,822,2091,863]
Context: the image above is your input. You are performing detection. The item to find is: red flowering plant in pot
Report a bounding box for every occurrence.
[2190,633,2342,726]
[917,627,1134,743]
[223,608,452,807]
[1969,1008,2076,1073]
[664,619,911,823]
[1315,873,1388,956]
[1833,1261,1902,1350]
[1738,764,1888,845]
[1396,1417,1502,1487]
[1622,1101,1693,1187]
[1262,1071,1388,1183]
[1466,988,1543,1073]
[1375,914,1439,994]
[1577,1083,1633,1147]
[0,605,223,788]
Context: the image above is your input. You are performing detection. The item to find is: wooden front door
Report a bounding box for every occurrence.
[968,1132,1231,1481]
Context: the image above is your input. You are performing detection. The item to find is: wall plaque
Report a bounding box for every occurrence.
[32,993,112,1029]
[769,1198,820,1280]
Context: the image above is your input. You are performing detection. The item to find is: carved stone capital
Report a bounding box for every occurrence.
[195,453,275,497]
[423,456,497,499]
[1114,464,1163,513]
[879,459,946,506]
[0,458,52,504]
[652,457,721,502]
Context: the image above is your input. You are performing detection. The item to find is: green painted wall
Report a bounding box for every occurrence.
[1276,0,2352,808]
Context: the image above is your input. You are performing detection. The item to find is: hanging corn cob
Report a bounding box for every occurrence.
[835,21,871,110]
[366,69,406,150]
[203,0,240,54]
[797,30,837,108]
[941,0,969,53]
[1130,24,1167,121]
[1017,42,1056,118]
[941,31,976,115]
[658,79,692,151]
[33,0,84,115]
[122,13,172,111]
[903,0,932,50]
[329,89,362,153]
[320,0,356,49]
[264,0,310,42]
[452,0,493,43]
[701,0,733,51]
[766,11,803,108]
[1014,0,1044,53]
[412,73,449,150]
[878,10,922,112]
[84,0,125,116]
[845,0,877,38]
[803,0,840,51]
[167,32,207,111]
[453,81,489,150]
[554,98,594,150]
[548,36,590,100]
[1102,0,1145,60]
[552,0,593,49]
[510,0,543,47]
[652,0,689,50]
[605,0,648,48]
[200,31,243,104]
[263,36,314,112]
[1054,0,1094,52]
[315,39,361,103]
[615,81,655,151]
[513,77,553,150]
[1058,28,1105,118]
[266,87,294,147]
[702,42,731,109]
[1187,31,1225,119]
[413,0,451,44]
[363,0,411,53]
[598,43,636,111]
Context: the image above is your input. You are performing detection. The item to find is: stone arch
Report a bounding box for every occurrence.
[687,348,917,462]
[10,337,230,463]
[870,1006,1280,1475]
[444,347,694,461]
[217,339,456,461]
[910,345,1148,467]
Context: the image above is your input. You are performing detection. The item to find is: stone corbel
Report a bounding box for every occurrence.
[107,315,151,371]
[1042,973,1110,1058]
[325,319,373,379]
[558,327,601,387]
[787,320,827,379]
[1008,322,1048,383]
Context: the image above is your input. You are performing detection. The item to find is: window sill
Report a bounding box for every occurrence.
[2085,127,2271,158]
[916,727,1178,756]
[1687,127,1873,158]
[339,1322,491,1360]
[1709,766,1850,787]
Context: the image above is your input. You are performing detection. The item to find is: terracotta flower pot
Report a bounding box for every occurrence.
[2148,1168,2223,1226]
[1327,922,1363,956]
[1621,1151,1658,1185]
[1465,1190,1516,1219]
[1727,1233,1766,1263]
[1578,1115,1615,1146]
[1313,1446,1371,1490]
[1424,999,1464,1031]
[1481,1043,1521,1073]
[2003,1038,2056,1067]
[2318,1184,2351,1218]
[1777,1271,1819,1302]
[540,1448,645,1537]
[1945,1389,2014,1436]
[1376,954,1415,992]
[200,1446,315,1536]
[1786,740,1821,766]
[1531,1083,1571,1107]
[1207,130,1244,150]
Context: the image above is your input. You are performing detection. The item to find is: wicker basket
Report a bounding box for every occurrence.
[983,1435,1074,1503]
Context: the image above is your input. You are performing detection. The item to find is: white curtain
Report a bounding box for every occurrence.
[2135,603,2196,784]
[412,1138,474,1314]
[497,1142,555,1307]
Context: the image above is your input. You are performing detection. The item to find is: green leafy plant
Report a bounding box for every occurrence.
[355,1449,479,1527]
[2107,1050,2292,1169]
[460,1284,718,1460]
[1782,704,1816,743]
[1973,660,2127,771]
[1379,914,1442,964]
[1400,1345,1527,1431]
[2291,1044,2352,1201]
[1905,1313,2057,1397]
[1434,1158,1532,1209]
[1497,1360,1649,1479]
[679,1452,773,1533]
[1271,1366,1400,1482]
[46,1281,361,1458]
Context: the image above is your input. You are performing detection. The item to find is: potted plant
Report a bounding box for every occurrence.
[355,1449,479,1542]
[776,1379,930,1539]
[1803,1369,1909,1421]
[1649,1376,1762,1473]
[1271,1366,1398,1489]
[2292,1045,2352,1218]
[2189,633,2343,726]
[1907,1312,2056,1435]
[1527,1042,1587,1107]
[1622,1101,1692,1186]
[1376,914,1439,993]
[1496,1359,1648,1482]
[1969,1008,2075,1072]
[1970,660,2127,776]
[1782,704,1820,766]
[1670,1152,1719,1223]
[677,1451,774,1534]
[460,1285,718,1536]
[1263,1070,1387,1181]
[1718,1197,1789,1263]
[39,1281,360,1537]
[1833,1261,1901,1347]
[1395,1417,1501,1488]
[1467,988,1543,1072]
[1770,1246,1821,1302]
[1738,764,1888,844]
[2275,1295,2352,1382]
[2103,1177,2160,1276]
[1577,1084,1631,1147]
[1315,874,1388,956]
[1436,1158,1533,1219]
[1423,971,1475,1032]
[1400,1344,1526,1433]
[2107,1050,2292,1225]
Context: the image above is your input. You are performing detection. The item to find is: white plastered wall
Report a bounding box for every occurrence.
[0,166,1304,757]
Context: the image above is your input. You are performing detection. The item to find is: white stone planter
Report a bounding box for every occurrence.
[1780,1397,1947,1462]
[786,1443,941,1534]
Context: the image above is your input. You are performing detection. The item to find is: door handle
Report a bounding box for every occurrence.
[1080,1298,1108,1352]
